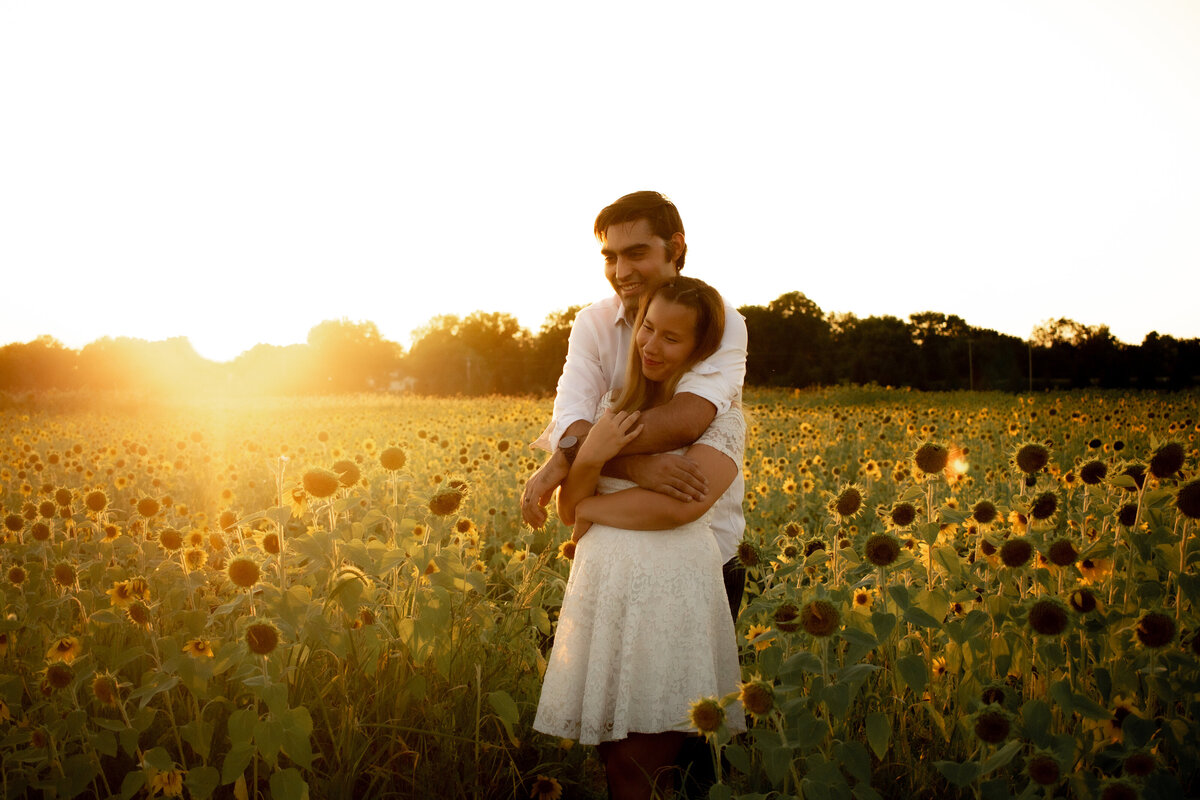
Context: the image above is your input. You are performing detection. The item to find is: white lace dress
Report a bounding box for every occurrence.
[533,406,747,745]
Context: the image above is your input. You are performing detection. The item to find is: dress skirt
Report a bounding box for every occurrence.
[533,507,746,745]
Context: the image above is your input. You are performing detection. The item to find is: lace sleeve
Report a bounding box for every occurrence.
[695,406,745,464]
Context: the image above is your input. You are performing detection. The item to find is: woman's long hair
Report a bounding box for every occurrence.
[612,277,725,413]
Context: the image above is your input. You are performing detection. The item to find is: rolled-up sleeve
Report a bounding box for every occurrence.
[675,304,747,415]
[531,305,610,452]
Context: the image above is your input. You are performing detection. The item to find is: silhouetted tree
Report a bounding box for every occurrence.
[740,291,830,387]
[306,319,402,392]
[0,336,79,391]
[529,306,583,393]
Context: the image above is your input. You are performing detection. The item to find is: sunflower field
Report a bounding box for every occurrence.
[0,387,1197,800]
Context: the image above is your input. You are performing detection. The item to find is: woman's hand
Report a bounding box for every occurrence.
[572,517,593,543]
[577,409,643,466]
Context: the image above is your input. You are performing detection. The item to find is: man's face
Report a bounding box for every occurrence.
[600,219,682,315]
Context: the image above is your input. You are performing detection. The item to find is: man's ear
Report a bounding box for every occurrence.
[669,232,685,270]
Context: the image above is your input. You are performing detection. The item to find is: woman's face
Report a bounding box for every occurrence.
[636,297,698,383]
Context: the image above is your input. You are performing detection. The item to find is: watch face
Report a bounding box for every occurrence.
[559,436,578,449]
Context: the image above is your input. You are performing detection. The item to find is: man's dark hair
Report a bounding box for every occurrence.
[594,190,687,270]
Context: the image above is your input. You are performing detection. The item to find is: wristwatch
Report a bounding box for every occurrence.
[558,435,581,466]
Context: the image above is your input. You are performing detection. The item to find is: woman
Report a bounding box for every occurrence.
[533,277,746,800]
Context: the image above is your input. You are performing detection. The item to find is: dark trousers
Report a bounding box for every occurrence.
[677,555,745,797]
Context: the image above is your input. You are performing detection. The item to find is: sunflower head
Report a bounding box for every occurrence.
[380,447,407,471]
[688,697,725,736]
[246,622,280,656]
[1148,441,1185,480]
[1079,460,1108,486]
[738,679,775,720]
[864,533,900,567]
[1176,479,1200,520]
[999,538,1033,568]
[971,500,998,526]
[1027,598,1069,637]
[1013,442,1051,475]
[302,468,342,499]
[1135,612,1175,649]
[800,600,840,637]
[228,557,261,589]
[914,442,949,475]
[973,706,1012,744]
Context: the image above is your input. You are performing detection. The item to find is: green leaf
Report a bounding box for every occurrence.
[724,743,751,774]
[934,760,981,788]
[707,785,733,800]
[871,612,896,641]
[268,768,308,800]
[487,690,521,745]
[981,740,1022,775]
[221,743,254,785]
[865,711,891,759]
[838,663,881,686]
[254,716,285,765]
[120,770,147,800]
[903,606,943,629]
[896,654,928,693]
[184,765,220,799]
[1020,699,1051,747]
[781,651,824,683]
[227,707,258,747]
[280,707,314,769]
[142,746,175,772]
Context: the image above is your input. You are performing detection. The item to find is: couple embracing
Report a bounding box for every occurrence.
[521,191,748,799]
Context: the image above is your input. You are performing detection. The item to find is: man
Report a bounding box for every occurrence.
[521,190,748,619]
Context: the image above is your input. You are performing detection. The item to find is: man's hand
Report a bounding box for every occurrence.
[624,453,709,502]
[521,454,568,528]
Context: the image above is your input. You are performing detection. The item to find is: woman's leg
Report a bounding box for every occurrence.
[599,732,687,800]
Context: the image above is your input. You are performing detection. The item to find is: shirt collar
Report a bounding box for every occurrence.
[609,295,634,328]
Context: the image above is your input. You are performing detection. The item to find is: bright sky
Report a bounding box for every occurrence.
[3,1,1198,362]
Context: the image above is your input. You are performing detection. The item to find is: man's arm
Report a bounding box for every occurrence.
[522,419,592,528]
[574,442,737,536]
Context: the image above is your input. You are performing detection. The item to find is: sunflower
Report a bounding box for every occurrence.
[1078,557,1113,584]
[828,484,864,522]
[302,468,342,499]
[1012,442,1050,475]
[246,622,280,656]
[46,636,82,663]
[1135,612,1175,649]
[228,557,261,588]
[744,624,773,652]
[914,442,949,475]
[528,775,563,800]
[126,601,153,629]
[688,697,725,736]
[738,678,776,720]
[51,562,76,588]
[973,706,1011,744]
[148,768,186,798]
[1028,599,1070,637]
[91,673,120,708]
[851,587,876,613]
[1025,752,1062,786]
[182,639,215,659]
[379,448,408,472]
[800,600,840,637]
[106,580,135,607]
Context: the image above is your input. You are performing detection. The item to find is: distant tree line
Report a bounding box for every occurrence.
[2,293,1197,397]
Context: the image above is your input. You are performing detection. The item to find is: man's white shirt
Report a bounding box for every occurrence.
[533,293,747,562]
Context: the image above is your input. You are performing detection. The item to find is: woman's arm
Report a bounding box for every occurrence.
[556,409,642,525]
[573,442,737,537]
